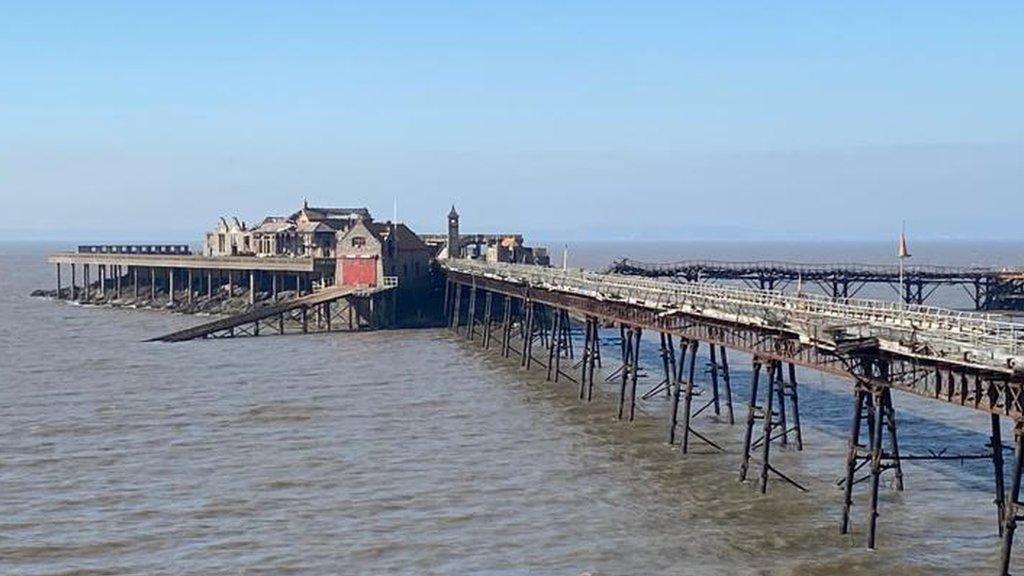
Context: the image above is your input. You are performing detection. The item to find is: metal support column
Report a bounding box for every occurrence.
[482,292,493,349]
[999,422,1024,576]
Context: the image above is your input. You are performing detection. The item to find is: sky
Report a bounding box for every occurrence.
[1,2,1021,242]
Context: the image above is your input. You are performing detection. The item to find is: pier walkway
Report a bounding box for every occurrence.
[608,258,1024,310]
[151,285,391,342]
[442,259,1024,575]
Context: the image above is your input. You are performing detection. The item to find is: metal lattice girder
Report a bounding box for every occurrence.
[444,262,1024,421]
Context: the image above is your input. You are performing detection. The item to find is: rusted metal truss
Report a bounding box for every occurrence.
[446,269,1024,421]
[444,264,1024,575]
[608,258,1024,310]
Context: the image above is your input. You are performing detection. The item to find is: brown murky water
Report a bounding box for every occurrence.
[2,241,1022,575]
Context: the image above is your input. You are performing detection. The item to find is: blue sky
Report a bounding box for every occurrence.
[1,2,1021,241]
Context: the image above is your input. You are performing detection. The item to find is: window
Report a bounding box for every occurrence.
[351,236,366,248]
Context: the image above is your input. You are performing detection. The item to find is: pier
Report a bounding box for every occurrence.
[442,259,1024,575]
[48,249,327,305]
[608,259,1024,310]
[38,214,1024,573]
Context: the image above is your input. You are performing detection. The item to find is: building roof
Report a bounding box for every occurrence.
[296,221,333,233]
[368,222,432,252]
[290,206,371,223]
[253,218,296,234]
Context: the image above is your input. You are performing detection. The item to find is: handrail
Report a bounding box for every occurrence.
[611,258,1022,276]
[443,260,1024,363]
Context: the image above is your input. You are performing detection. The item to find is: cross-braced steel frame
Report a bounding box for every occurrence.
[444,269,1024,575]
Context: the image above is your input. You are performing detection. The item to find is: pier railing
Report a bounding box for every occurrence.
[610,258,1022,278]
[445,260,1024,371]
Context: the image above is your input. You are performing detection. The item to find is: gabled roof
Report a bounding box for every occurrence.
[296,221,333,233]
[253,218,296,234]
[290,206,371,222]
[368,222,432,252]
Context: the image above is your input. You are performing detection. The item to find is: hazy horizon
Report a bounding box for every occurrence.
[2,3,1021,242]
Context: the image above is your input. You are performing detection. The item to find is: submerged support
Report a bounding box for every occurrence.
[719,346,735,425]
[739,358,764,482]
[579,317,599,400]
[628,326,642,420]
[839,379,902,548]
[679,339,699,453]
[667,336,683,444]
[466,284,477,341]
[546,307,561,381]
[500,295,513,358]
[482,291,493,349]
[841,385,869,535]
[993,414,1007,537]
[617,326,634,420]
[450,283,462,332]
[999,422,1024,576]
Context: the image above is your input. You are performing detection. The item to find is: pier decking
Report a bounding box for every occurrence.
[151,284,391,342]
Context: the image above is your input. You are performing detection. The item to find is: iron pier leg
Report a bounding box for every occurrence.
[617,327,633,420]
[668,337,685,444]
[501,296,512,358]
[720,346,735,425]
[587,318,598,401]
[659,333,672,399]
[564,312,575,360]
[443,279,451,318]
[547,308,560,381]
[773,361,788,447]
[680,339,698,453]
[482,291,493,349]
[133,266,139,300]
[522,301,535,369]
[579,318,591,399]
[759,360,779,494]
[55,263,61,299]
[787,363,803,450]
[867,387,886,549]
[70,263,76,301]
[301,306,308,333]
[739,358,763,482]
[883,386,905,491]
[709,344,721,416]
[466,286,477,341]
[841,385,868,535]
[553,310,566,382]
[999,422,1024,576]
[450,283,462,332]
[628,327,642,421]
[993,414,1007,537]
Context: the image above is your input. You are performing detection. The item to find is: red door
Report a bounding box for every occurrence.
[342,257,377,286]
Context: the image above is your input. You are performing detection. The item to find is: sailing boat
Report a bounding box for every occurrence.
[898,222,911,306]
